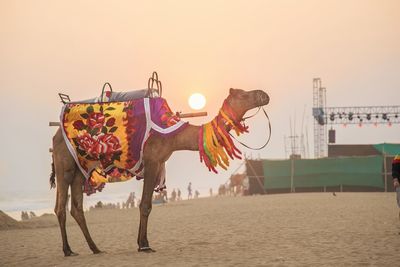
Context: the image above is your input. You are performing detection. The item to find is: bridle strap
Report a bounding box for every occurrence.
[242,107,261,121]
[229,107,271,150]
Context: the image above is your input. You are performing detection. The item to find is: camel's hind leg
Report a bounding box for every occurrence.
[54,161,77,256]
[53,128,78,256]
[70,171,101,254]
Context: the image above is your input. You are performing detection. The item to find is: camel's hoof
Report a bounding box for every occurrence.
[64,251,79,257]
[138,247,156,253]
[93,249,104,254]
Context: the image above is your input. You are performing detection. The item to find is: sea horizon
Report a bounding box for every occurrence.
[0,191,137,221]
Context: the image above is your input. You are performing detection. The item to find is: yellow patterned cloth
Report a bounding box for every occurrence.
[61,97,187,195]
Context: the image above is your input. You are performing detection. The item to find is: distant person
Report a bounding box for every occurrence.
[126,194,132,208]
[162,190,168,203]
[209,188,213,197]
[131,192,136,207]
[171,189,177,202]
[218,184,225,196]
[225,183,230,196]
[392,154,400,219]
[188,182,193,200]
[29,211,37,219]
[243,177,250,196]
[95,201,103,208]
[126,192,136,208]
[177,189,182,201]
[194,190,200,199]
[21,211,29,221]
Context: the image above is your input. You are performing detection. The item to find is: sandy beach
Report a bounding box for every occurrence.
[1,192,399,266]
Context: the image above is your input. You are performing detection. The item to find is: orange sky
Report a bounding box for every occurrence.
[0,0,399,203]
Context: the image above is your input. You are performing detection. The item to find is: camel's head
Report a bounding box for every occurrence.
[226,88,270,119]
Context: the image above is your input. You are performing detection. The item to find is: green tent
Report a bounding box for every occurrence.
[262,156,384,190]
[373,143,400,156]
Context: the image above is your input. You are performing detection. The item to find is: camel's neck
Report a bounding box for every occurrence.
[171,102,247,154]
[171,124,201,151]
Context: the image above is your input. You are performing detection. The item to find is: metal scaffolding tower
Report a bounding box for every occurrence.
[312,78,400,158]
[312,78,327,158]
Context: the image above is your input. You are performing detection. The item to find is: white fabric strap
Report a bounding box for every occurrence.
[130,98,153,172]
[145,98,186,134]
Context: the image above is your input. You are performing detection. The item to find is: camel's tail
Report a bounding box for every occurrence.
[49,156,56,189]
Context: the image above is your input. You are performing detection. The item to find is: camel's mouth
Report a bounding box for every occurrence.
[257,91,270,106]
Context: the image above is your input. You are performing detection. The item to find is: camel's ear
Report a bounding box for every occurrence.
[229,88,238,95]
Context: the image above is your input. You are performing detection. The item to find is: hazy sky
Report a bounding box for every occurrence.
[1,0,399,203]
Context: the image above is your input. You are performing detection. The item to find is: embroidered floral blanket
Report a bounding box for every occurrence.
[61,97,187,195]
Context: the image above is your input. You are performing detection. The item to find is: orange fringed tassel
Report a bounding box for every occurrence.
[199,103,248,172]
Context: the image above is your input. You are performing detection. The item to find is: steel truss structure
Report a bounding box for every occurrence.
[322,106,400,125]
[312,78,400,158]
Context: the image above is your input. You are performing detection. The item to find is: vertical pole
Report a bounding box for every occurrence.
[384,154,387,192]
[340,184,343,192]
[290,158,294,192]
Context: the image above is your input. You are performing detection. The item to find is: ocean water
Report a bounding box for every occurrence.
[0,176,145,220]
[0,192,137,221]
[0,177,213,221]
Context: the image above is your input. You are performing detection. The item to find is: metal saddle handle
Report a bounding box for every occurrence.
[147,71,162,97]
[100,82,113,103]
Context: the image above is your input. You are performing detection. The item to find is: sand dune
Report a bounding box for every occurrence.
[1,193,399,266]
[0,211,22,230]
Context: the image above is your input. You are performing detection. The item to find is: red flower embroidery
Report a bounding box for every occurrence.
[77,133,96,152]
[85,134,121,160]
[72,105,122,168]
[87,112,105,130]
[98,134,121,157]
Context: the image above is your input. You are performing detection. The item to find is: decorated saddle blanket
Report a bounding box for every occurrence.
[60,97,188,195]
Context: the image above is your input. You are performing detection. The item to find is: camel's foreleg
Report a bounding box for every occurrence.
[137,160,160,252]
[70,171,101,254]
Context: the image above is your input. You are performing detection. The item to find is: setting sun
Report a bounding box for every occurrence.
[188,93,206,110]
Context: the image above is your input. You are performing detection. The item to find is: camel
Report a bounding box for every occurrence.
[50,88,269,256]
[229,173,247,195]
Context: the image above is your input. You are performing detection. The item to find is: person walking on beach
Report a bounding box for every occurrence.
[177,189,182,201]
[126,192,136,208]
[21,211,29,221]
[392,154,400,219]
[171,189,177,202]
[162,190,168,203]
[188,182,193,200]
